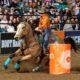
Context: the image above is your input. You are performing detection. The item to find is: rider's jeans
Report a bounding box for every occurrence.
[43,28,51,49]
[38,28,51,49]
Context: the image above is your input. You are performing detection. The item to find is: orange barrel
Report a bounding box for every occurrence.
[49,44,71,75]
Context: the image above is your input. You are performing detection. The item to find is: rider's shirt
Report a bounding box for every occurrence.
[38,14,50,29]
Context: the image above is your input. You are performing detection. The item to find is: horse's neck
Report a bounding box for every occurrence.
[25,22,38,44]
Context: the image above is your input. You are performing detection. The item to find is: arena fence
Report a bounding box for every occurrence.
[0,31,80,54]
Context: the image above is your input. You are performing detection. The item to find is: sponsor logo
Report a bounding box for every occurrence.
[59,50,71,69]
[1,39,21,48]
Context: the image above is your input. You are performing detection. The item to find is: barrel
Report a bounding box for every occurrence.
[49,44,71,75]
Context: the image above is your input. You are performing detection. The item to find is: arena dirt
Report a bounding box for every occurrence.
[0,50,80,80]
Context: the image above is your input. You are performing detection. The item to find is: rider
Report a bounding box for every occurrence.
[35,9,51,53]
[32,9,51,72]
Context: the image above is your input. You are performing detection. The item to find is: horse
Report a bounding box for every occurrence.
[3,19,78,72]
[3,21,41,71]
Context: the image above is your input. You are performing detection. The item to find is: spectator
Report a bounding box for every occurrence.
[9,0,20,8]
[71,18,76,30]
[0,0,11,7]
[0,15,8,32]
[23,2,30,14]
[6,24,15,32]
[0,7,3,20]
[0,0,79,32]
[75,18,79,30]
[12,17,18,31]
[9,7,15,15]
[9,16,14,24]
[63,19,73,31]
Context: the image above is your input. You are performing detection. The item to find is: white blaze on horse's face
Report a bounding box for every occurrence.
[14,23,25,40]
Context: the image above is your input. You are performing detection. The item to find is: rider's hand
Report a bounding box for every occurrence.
[35,27,39,31]
[35,27,42,32]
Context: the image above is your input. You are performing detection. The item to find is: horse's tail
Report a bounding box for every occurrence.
[64,37,78,52]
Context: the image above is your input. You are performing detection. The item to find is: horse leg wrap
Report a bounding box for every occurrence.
[3,54,15,70]
[14,60,21,71]
[3,58,11,70]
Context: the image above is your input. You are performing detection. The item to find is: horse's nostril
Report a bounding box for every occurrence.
[14,37,19,41]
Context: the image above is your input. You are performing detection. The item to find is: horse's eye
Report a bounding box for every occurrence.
[22,27,25,29]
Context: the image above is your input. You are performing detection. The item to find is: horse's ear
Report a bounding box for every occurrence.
[23,18,28,22]
[24,19,30,25]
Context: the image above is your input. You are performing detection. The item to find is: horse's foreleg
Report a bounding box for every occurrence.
[19,48,33,61]
[14,46,40,71]
[14,54,32,71]
[20,55,32,61]
[20,46,40,61]
[14,48,33,71]
[3,48,22,70]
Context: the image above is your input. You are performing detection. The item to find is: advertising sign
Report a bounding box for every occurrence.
[0,33,21,54]
[51,31,65,39]
[65,31,80,47]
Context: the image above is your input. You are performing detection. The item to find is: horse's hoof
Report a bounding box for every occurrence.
[15,67,20,72]
[32,66,40,72]
[3,65,8,70]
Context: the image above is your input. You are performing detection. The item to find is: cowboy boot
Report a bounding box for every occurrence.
[14,60,21,71]
[3,54,15,70]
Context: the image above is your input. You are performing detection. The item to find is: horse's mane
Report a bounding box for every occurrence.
[29,18,39,32]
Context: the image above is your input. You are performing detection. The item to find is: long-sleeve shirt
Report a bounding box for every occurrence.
[38,14,50,29]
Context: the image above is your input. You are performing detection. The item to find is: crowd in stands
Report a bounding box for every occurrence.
[0,0,80,32]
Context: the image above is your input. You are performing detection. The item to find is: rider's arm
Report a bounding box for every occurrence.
[38,16,50,29]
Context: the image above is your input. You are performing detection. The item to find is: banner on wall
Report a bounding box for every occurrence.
[51,30,65,39]
[0,33,21,54]
[65,31,80,47]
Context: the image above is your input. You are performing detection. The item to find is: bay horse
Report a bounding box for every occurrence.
[3,21,41,71]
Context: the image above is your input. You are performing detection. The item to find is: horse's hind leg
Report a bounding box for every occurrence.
[32,55,49,72]
[37,49,45,64]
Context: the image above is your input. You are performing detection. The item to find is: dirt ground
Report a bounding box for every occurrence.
[0,50,80,80]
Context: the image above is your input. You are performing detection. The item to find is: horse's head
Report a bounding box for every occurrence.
[14,22,28,40]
